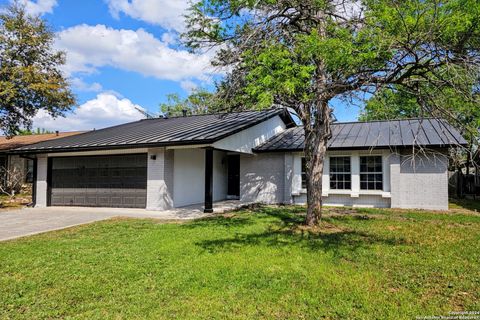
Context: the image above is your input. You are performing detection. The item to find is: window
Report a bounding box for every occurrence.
[25,159,34,183]
[360,156,383,190]
[330,157,351,190]
[301,157,307,189]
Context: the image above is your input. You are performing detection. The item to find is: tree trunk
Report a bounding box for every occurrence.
[304,101,331,226]
[303,7,331,226]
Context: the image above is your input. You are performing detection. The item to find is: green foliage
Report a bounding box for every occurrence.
[184,0,480,119]
[15,128,54,135]
[159,89,220,117]
[360,82,480,140]
[184,0,480,222]
[359,88,423,121]
[0,206,479,318]
[0,3,75,136]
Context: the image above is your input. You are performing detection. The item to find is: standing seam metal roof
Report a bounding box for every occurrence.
[12,109,294,153]
[254,118,467,152]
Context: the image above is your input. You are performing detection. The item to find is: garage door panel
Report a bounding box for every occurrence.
[50,154,147,208]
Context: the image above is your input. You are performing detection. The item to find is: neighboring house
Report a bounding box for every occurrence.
[0,132,84,190]
[11,109,466,211]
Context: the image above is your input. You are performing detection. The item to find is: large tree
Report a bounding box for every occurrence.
[0,3,75,136]
[184,0,480,225]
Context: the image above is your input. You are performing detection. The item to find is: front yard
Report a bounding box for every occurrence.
[0,205,479,319]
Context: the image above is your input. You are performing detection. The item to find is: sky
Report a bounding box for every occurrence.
[1,0,362,132]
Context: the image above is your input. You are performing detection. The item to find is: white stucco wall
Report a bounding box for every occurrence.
[213,115,286,153]
[173,148,228,207]
[35,156,48,208]
[173,148,205,207]
[390,151,449,210]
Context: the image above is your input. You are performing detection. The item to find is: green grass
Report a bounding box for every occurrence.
[1,206,479,319]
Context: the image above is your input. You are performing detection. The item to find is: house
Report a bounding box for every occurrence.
[0,132,84,189]
[10,109,466,211]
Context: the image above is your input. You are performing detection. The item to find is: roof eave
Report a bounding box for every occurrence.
[253,143,466,153]
[8,139,218,155]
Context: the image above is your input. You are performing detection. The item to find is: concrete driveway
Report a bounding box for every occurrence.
[0,201,245,242]
[0,206,211,242]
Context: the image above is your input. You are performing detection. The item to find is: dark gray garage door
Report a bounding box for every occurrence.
[49,154,147,208]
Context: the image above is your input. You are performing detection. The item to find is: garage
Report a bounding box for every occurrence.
[48,154,147,208]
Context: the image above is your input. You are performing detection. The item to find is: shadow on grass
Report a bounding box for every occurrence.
[182,214,257,229]
[192,205,408,257]
[196,228,408,259]
[450,197,480,212]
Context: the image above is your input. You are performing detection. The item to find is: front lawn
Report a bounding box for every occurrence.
[1,206,479,319]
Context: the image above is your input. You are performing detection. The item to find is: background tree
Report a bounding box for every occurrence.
[359,87,420,121]
[14,128,54,135]
[159,89,220,117]
[183,0,480,226]
[0,2,75,136]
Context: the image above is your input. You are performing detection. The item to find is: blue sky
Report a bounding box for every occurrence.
[1,0,361,131]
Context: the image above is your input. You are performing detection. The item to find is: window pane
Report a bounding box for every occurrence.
[301,158,307,189]
[360,156,383,190]
[329,158,351,190]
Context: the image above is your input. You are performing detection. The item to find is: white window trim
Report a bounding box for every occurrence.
[328,155,352,191]
[293,150,391,198]
[359,155,384,191]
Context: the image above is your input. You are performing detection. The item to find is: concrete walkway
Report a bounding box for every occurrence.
[0,200,245,242]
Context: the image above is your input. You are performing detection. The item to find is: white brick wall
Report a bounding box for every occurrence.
[390,151,449,210]
[240,153,285,204]
[283,153,294,204]
[293,194,391,208]
[146,148,174,210]
[35,156,48,208]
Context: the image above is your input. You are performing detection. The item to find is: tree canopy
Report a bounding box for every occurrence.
[183,0,480,225]
[159,89,220,117]
[0,3,75,136]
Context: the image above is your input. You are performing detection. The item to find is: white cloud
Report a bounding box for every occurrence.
[70,77,103,92]
[15,0,57,16]
[33,93,145,131]
[56,24,216,82]
[180,80,198,93]
[105,0,189,32]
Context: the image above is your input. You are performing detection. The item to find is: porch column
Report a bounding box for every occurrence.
[204,147,214,213]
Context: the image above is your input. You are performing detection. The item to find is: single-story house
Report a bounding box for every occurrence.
[11,109,466,211]
[0,132,84,188]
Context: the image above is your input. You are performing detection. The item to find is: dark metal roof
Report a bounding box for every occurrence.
[254,118,467,152]
[13,109,294,154]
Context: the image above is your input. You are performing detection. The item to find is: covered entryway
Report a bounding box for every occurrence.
[227,154,240,199]
[48,154,147,208]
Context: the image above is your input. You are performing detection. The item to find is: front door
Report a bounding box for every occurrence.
[227,155,240,198]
